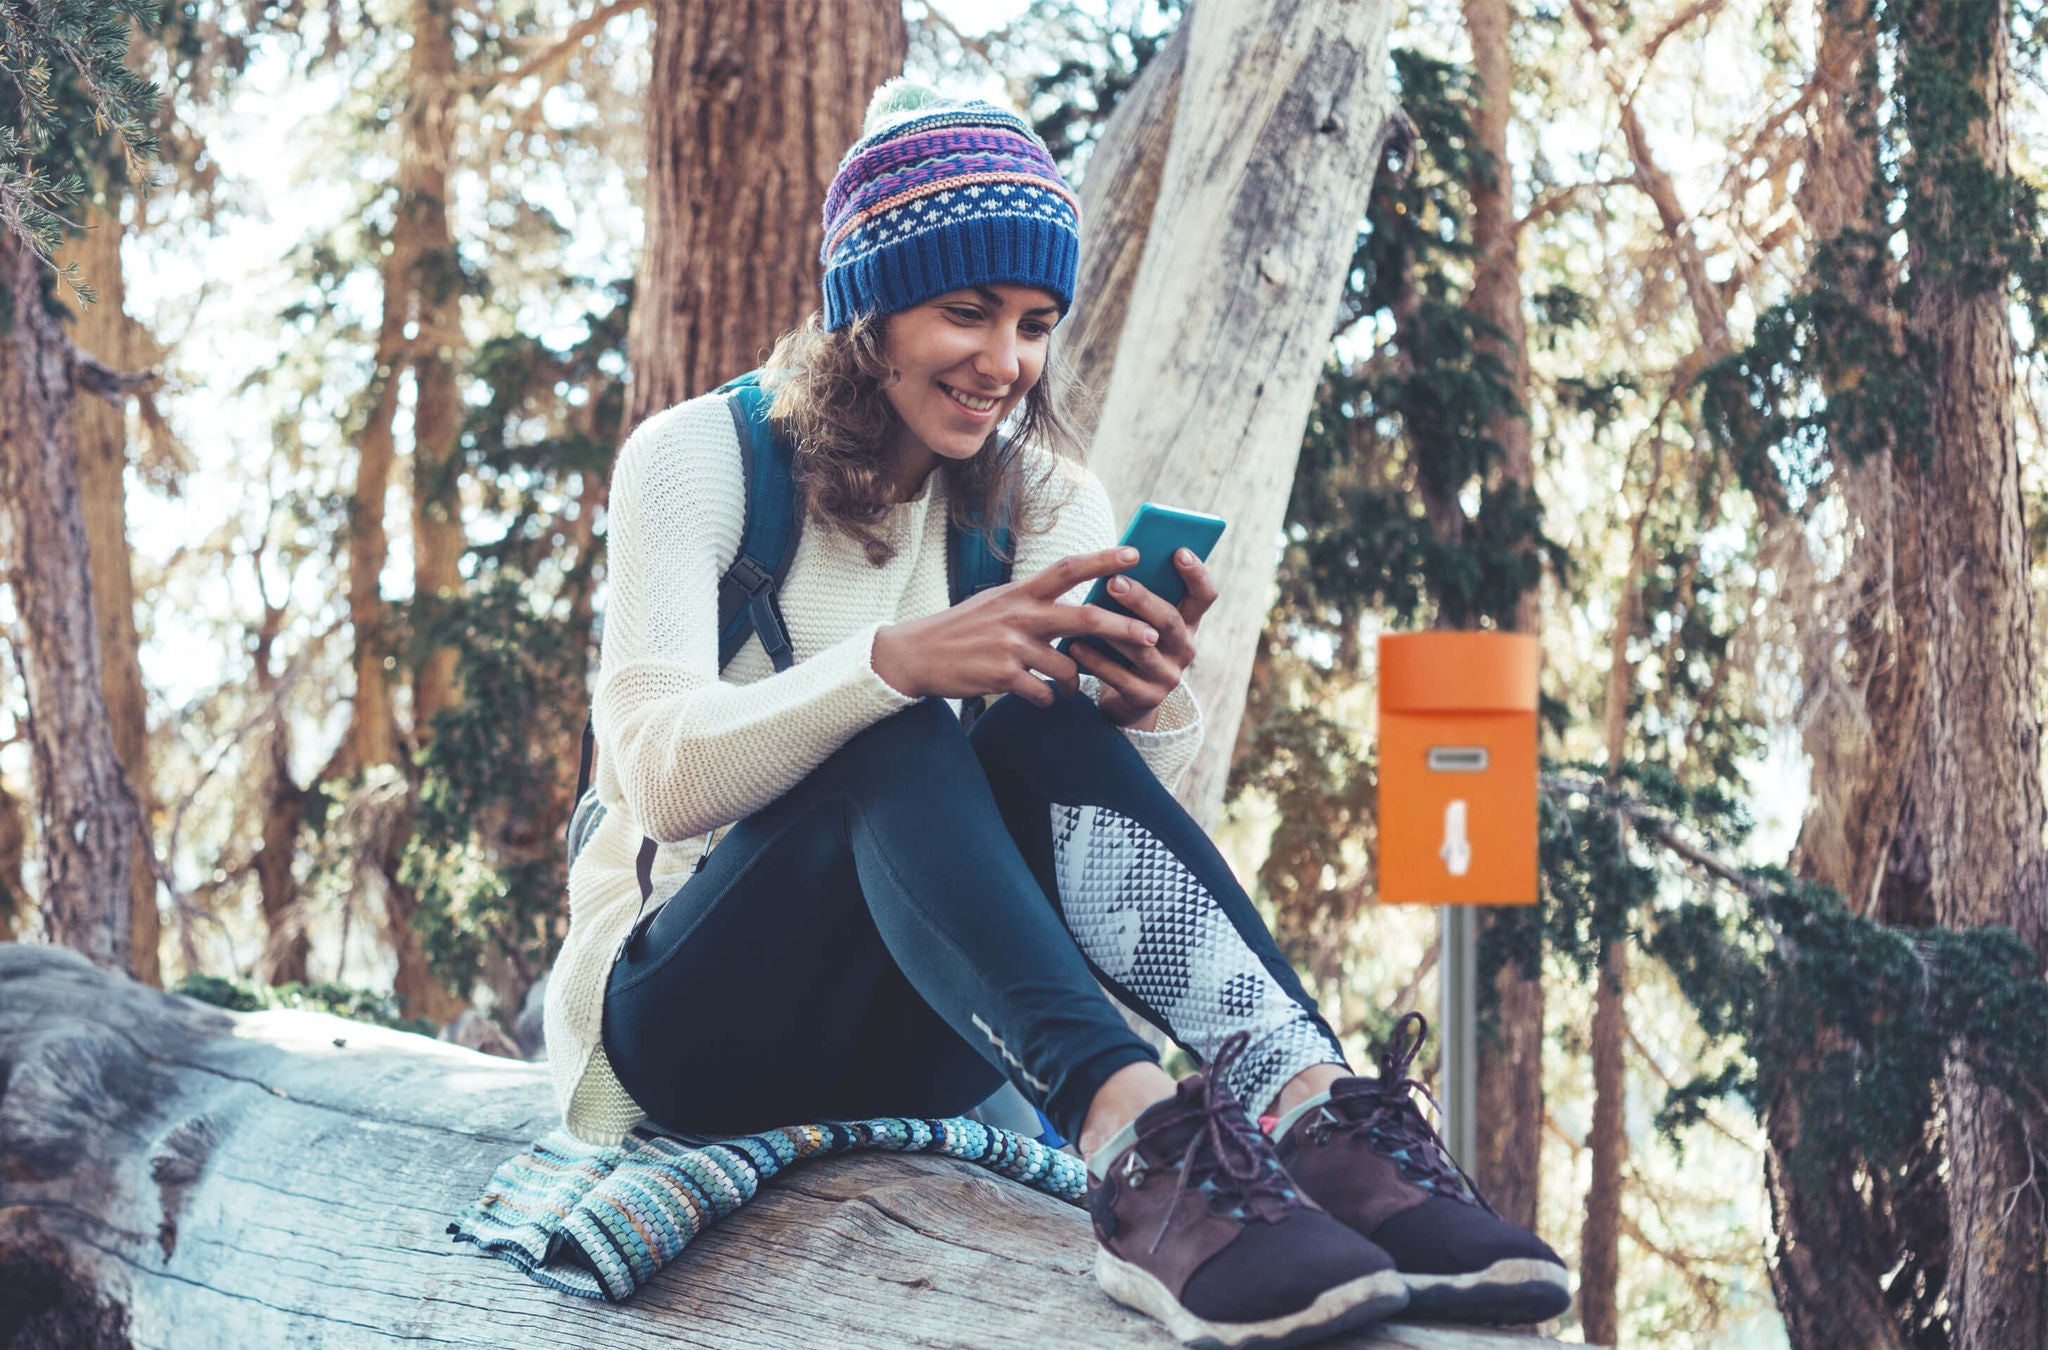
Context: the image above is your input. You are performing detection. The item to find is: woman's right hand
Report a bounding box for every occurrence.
[871,546,1161,706]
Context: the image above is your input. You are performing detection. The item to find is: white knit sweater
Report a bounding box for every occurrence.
[545,391,1207,1145]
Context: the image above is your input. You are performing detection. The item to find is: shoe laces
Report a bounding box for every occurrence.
[1138,1029,1300,1254]
[1309,1011,1496,1213]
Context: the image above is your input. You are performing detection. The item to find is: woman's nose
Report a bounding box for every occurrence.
[976,328,1021,384]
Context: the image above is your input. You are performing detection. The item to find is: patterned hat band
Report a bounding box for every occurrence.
[819,90,1082,332]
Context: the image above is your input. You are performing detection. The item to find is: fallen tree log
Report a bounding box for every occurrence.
[0,944,1582,1348]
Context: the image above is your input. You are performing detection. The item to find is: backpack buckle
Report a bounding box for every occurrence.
[721,555,795,668]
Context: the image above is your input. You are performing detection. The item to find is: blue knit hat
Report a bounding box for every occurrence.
[819,78,1081,332]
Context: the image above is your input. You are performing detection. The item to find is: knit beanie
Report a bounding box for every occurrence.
[819,77,1081,332]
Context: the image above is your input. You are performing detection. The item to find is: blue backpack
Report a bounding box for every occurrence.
[566,367,1015,901]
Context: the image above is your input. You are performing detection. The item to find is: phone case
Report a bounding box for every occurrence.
[1059,503,1227,669]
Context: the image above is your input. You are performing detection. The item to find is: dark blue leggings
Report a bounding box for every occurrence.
[601,685,1342,1144]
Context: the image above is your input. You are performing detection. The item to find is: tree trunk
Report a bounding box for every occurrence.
[1769,6,1929,1341]
[1901,8,2048,1344]
[55,204,162,989]
[1580,938,1627,1345]
[0,228,140,976]
[0,774,23,942]
[252,592,311,986]
[1064,21,1186,406]
[1060,0,1398,830]
[345,0,477,1027]
[1578,484,1651,1345]
[407,0,469,745]
[1459,0,1544,1237]
[0,942,1571,1350]
[626,0,904,430]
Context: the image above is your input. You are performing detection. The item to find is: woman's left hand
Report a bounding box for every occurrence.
[1073,548,1218,730]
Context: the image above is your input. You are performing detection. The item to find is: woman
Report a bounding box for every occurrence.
[546,80,1568,1347]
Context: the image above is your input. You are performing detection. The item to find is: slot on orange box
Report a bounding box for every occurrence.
[1376,632,1538,905]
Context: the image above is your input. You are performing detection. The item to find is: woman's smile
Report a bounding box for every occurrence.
[938,381,1002,419]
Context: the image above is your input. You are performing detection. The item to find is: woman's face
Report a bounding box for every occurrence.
[877,283,1064,488]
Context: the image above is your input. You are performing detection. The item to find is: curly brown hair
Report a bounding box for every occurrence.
[757,307,1101,567]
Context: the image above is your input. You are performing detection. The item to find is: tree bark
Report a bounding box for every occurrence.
[407,0,469,744]
[0,772,23,942]
[252,591,310,986]
[54,204,162,989]
[1064,22,1186,409]
[1900,8,2048,1344]
[0,942,1571,1350]
[1769,6,1929,1342]
[0,228,140,976]
[1459,0,1544,1237]
[1577,474,1653,1346]
[626,0,904,430]
[339,0,477,1027]
[1060,0,1397,830]
[1580,938,1627,1346]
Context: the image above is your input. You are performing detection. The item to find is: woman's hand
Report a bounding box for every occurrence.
[1069,548,1217,730]
[872,546,1167,707]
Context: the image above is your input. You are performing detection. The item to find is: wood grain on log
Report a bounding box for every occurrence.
[0,944,1574,1348]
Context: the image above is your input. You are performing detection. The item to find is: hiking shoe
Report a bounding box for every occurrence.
[1086,1030,1410,1349]
[1271,1012,1570,1324]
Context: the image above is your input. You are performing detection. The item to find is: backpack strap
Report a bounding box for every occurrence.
[712,371,802,673]
[621,370,804,907]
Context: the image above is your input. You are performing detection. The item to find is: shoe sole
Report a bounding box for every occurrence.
[1401,1258,1572,1323]
[1095,1250,1410,1350]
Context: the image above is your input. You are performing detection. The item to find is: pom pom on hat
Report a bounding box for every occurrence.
[820,78,1082,332]
[862,76,949,138]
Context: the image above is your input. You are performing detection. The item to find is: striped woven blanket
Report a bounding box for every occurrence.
[447,1116,1087,1300]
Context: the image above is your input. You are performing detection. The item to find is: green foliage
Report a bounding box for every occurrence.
[1287,49,1564,634]
[0,0,161,302]
[394,285,630,998]
[1018,0,1183,179]
[1653,871,2048,1199]
[1704,0,2048,510]
[172,971,437,1037]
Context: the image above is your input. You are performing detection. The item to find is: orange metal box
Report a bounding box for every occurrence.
[1375,632,1539,905]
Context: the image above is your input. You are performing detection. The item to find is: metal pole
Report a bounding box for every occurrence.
[1440,904,1478,1165]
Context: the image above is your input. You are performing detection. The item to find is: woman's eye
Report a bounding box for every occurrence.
[947,308,982,322]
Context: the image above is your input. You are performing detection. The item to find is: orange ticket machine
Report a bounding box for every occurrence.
[1376,631,1539,905]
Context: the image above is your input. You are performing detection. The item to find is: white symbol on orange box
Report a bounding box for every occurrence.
[1440,799,1472,877]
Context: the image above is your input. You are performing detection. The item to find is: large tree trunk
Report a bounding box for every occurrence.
[1061,0,1397,830]
[626,0,904,429]
[1459,0,1544,1239]
[0,942,1569,1349]
[55,205,163,989]
[0,229,140,976]
[1064,22,1186,405]
[1769,5,1929,1342]
[1901,8,2048,1345]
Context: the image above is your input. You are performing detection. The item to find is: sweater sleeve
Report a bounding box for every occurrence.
[592,397,919,844]
[1008,450,1206,795]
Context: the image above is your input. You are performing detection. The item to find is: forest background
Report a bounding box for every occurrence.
[3,0,2046,1346]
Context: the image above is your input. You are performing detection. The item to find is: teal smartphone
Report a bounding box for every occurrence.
[1058,502,1228,670]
